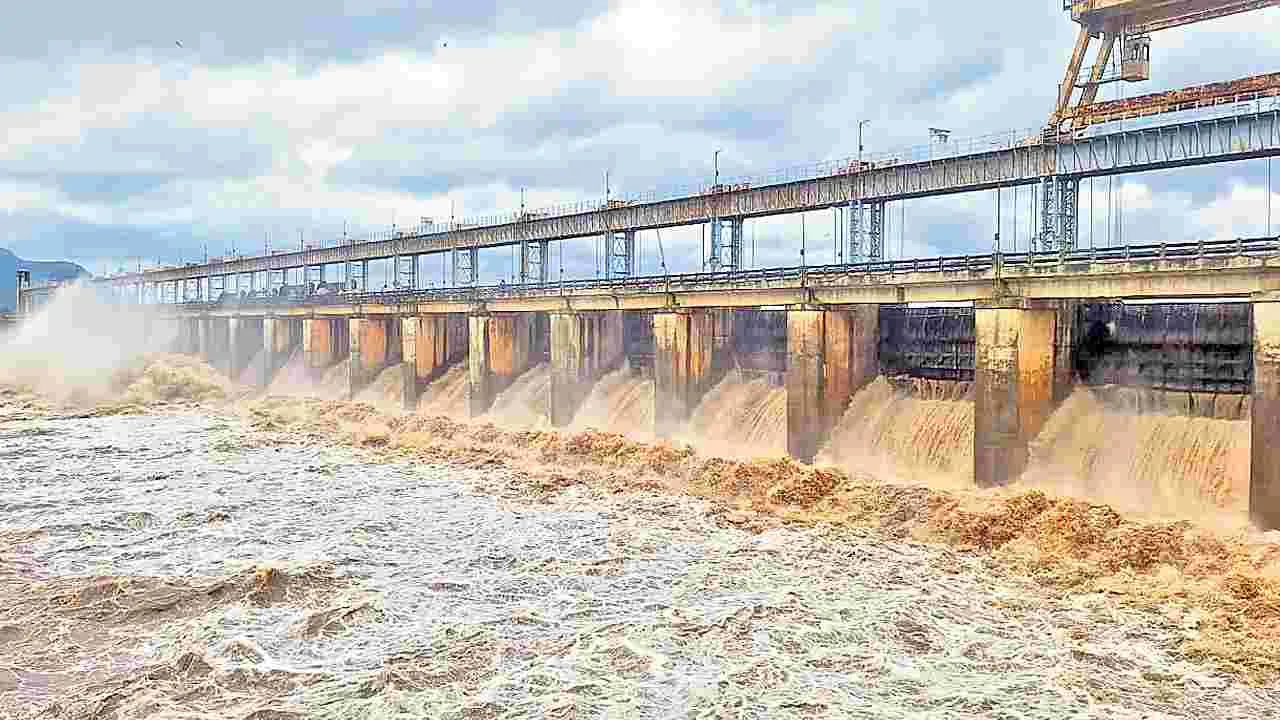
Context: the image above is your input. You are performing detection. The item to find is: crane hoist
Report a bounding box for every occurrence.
[1049,0,1280,136]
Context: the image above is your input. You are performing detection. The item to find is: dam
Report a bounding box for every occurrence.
[96,237,1280,531]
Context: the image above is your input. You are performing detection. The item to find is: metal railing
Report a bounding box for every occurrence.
[169,236,1279,310]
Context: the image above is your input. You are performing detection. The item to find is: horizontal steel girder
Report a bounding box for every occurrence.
[120,110,1279,286]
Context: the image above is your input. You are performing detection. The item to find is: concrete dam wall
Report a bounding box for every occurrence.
[158,298,1280,530]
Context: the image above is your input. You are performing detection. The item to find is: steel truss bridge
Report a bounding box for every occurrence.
[115,102,1280,301]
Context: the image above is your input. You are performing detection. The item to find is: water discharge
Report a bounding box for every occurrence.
[1022,386,1251,524]
[416,363,470,420]
[4,406,1278,718]
[265,348,314,397]
[482,362,551,429]
[569,364,655,441]
[354,363,407,411]
[6,291,1280,715]
[315,358,353,400]
[819,377,975,488]
[680,370,786,458]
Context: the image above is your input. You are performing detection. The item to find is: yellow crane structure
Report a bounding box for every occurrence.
[1049,0,1280,135]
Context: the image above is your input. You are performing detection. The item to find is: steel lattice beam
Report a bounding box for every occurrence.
[113,110,1280,287]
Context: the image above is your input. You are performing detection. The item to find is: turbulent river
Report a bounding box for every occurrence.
[3,407,1277,719]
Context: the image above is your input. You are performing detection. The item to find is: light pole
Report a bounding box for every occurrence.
[928,127,951,161]
[858,120,871,166]
[713,149,721,188]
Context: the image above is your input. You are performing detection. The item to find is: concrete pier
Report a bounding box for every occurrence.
[226,317,242,379]
[400,314,465,409]
[258,317,295,387]
[653,310,724,437]
[1251,300,1280,530]
[468,313,533,418]
[549,311,625,426]
[784,307,879,462]
[974,304,1057,488]
[785,309,825,462]
[348,317,389,399]
[303,317,340,378]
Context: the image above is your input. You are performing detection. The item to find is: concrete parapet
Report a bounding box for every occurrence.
[1251,301,1280,530]
[974,306,1057,488]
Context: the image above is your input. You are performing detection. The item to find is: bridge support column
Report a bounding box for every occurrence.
[225,317,262,381]
[303,317,339,378]
[549,311,624,426]
[400,316,420,410]
[653,310,721,437]
[348,317,389,399]
[226,317,242,379]
[974,304,1057,488]
[400,315,454,410]
[196,317,212,366]
[1250,300,1280,530]
[259,317,293,387]
[467,314,533,418]
[784,306,879,463]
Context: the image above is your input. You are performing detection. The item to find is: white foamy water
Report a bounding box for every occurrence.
[1,410,1275,718]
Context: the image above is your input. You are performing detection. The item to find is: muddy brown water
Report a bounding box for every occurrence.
[1,409,1277,718]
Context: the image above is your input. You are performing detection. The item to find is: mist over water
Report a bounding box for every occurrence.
[265,348,313,396]
[0,283,176,404]
[316,357,353,399]
[820,377,975,488]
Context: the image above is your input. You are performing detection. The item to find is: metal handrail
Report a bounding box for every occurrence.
[163,236,1278,309]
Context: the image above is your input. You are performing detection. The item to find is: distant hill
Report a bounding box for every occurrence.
[0,248,91,312]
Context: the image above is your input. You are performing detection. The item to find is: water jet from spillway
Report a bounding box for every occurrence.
[1021,386,1250,523]
[355,364,407,411]
[818,376,975,488]
[482,362,551,429]
[569,364,655,441]
[679,369,786,459]
[417,363,470,420]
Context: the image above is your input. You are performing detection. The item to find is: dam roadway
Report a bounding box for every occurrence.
[133,236,1280,530]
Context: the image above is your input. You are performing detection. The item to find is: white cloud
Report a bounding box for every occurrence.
[0,1,1278,272]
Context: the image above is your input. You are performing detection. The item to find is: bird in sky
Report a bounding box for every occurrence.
[175,40,183,48]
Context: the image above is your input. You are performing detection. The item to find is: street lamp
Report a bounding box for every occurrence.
[928,127,951,160]
[713,149,721,188]
[858,120,871,166]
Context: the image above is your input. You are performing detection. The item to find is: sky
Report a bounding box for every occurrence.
[2,0,1279,286]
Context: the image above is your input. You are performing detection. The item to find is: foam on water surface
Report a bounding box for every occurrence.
[1,409,1275,718]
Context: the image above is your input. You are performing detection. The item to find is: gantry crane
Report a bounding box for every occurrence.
[1048,1,1280,135]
